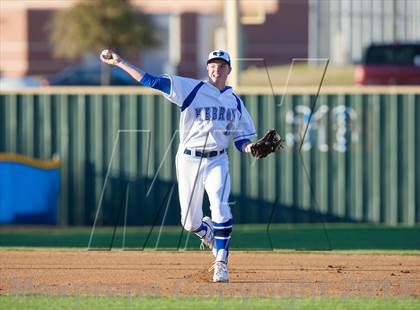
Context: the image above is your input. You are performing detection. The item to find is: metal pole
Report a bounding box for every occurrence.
[225,0,241,87]
[166,13,181,75]
[392,0,397,41]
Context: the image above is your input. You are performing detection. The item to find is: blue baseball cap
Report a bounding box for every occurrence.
[207,50,231,66]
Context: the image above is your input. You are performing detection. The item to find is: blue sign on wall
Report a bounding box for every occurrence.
[0,154,60,224]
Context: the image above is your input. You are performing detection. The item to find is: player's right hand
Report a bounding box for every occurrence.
[100,49,121,65]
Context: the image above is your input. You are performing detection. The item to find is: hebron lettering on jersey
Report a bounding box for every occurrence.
[194,107,236,121]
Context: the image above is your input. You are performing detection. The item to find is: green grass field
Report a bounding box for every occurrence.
[1,296,419,310]
[1,224,418,251]
[239,64,355,87]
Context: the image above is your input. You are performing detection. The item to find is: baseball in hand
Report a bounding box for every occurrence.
[101,50,113,60]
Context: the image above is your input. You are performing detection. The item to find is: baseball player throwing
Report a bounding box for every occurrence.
[100,49,282,282]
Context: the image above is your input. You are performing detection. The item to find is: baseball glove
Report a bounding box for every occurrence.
[250,129,284,159]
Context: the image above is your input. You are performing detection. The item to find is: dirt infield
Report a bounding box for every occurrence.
[0,250,419,298]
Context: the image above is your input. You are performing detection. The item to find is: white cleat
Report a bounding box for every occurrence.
[210,261,229,283]
[200,216,214,250]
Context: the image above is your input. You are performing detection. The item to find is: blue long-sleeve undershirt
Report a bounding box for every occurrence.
[235,139,251,152]
[139,73,171,95]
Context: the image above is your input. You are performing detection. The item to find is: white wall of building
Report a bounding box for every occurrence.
[309,0,420,64]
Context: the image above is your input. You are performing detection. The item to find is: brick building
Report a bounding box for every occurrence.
[0,0,309,79]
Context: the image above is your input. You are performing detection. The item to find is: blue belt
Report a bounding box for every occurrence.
[184,148,226,158]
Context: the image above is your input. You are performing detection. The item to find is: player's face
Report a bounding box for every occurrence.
[207,60,231,87]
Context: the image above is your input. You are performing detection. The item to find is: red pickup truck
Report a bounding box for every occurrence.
[355,43,420,85]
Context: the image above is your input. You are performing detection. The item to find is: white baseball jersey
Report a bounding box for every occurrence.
[162,75,257,151]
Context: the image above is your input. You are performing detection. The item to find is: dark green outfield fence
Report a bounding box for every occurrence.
[0,87,419,227]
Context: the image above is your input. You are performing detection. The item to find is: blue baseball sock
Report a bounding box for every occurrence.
[193,221,208,238]
[213,219,232,263]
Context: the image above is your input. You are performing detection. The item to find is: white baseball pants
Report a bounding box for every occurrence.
[175,150,232,231]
